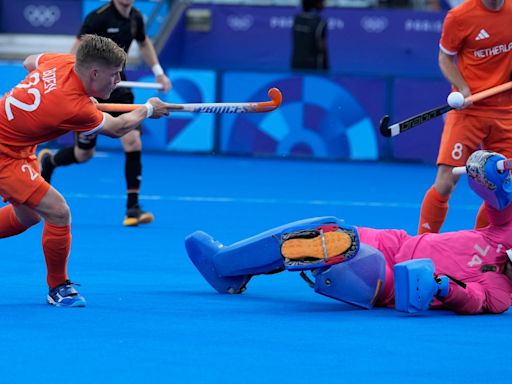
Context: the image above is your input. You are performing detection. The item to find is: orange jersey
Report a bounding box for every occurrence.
[0,53,105,159]
[440,0,512,117]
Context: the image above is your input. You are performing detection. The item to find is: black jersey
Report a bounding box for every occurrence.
[291,11,328,71]
[78,1,146,101]
[79,1,146,54]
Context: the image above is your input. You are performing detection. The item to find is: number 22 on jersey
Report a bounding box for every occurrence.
[4,73,41,121]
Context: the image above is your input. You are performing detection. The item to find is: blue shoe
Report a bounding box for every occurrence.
[47,280,86,307]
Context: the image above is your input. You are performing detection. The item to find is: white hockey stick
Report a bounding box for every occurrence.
[116,81,164,90]
[453,159,512,175]
[97,87,283,114]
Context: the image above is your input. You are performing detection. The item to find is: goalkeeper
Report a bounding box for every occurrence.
[185,150,512,315]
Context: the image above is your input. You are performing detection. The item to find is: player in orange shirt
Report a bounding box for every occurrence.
[0,34,175,307]
[418,0,512,234]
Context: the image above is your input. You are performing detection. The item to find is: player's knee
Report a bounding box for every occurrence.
[49,201,71,225]
[434,166,458,195]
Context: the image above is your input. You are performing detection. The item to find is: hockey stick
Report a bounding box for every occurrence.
[380,81,512,137]
[97,87,282,113]
[452,159,512,176]
[116,81,164,90]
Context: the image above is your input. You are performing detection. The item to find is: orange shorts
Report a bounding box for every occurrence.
[0,153,50,208]
[437,111,512,166]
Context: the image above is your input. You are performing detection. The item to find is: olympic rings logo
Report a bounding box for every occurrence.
[23,5,61,28]
[227,15,254,31]
[360,16,388,33]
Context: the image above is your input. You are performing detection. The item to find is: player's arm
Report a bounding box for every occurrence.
[438,274,512,314]
[23,54,41,72]
[98,97,171,138]
[438,50,470,97]
[393,258,511,314]
[138,36,172,92]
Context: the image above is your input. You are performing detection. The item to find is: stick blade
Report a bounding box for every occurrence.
[268,87,283,107]
[379,115,391,137]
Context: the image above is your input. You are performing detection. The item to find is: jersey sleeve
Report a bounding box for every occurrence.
[485,203,512,227]
[133,9,147,43]
[439,273,512,314]
[78,11,103,37]
[439,11,463,55]
[36,53,65,68]
[59,97,105,133]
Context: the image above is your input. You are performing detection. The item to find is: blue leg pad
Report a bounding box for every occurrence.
[186,217,357,294]
[393,259,438,313]
[185,231,251,294]
[215,216,355,275]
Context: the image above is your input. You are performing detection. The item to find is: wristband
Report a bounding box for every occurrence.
[152,64,164,77]
[144,101,154,118]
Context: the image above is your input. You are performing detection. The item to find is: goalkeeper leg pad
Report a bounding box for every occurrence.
[185,223,294,293]
[312,244,386,309]
[185,217,358,293]
[185,231,253,294]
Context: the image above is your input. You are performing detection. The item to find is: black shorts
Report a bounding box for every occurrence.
[75,89,142,150]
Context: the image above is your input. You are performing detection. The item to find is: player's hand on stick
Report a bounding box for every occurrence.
[145,97,182,118]
[156,74,172,93]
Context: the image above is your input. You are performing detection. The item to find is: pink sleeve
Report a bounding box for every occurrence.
[485,203,512,227]
[439,274,512,314]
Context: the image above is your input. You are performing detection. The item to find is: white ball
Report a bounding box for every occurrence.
[447,92,465,109]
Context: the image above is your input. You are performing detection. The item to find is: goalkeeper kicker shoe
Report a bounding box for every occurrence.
[123,205,154,226]
[47,281,86,307]
[281,225,359,270]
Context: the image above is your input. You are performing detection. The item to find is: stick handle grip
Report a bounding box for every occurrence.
[465,81,512,104]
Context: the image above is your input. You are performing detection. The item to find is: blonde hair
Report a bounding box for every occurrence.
[75,34,127,69]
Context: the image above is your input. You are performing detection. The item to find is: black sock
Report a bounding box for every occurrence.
[125,151,142,209]
[53,146,78,167]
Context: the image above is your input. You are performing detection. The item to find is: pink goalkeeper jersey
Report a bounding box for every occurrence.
[357,204,512,314]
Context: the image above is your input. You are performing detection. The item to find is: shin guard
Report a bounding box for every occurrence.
[185,216,358,294]
[311,244,386,309]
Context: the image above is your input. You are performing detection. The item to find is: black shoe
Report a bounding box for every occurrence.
[38,149,55,183]
[123,205,154,226]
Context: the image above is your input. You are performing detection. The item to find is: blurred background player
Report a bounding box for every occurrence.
[418,0,512,234]
[291,0,329,71]
[186,150,512,315]
[39,0,172,227]
[0,35,174,307]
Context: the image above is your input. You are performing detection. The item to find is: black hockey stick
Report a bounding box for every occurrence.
[380,81,512,138]
[379,104,452,137]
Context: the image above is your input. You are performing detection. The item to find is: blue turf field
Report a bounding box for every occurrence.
[0,152,510,383]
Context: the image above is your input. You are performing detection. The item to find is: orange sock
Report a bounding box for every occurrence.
[474,202,489,229]
[0,205,29,238]
[418,186,450,234]
[42,222,71,288]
